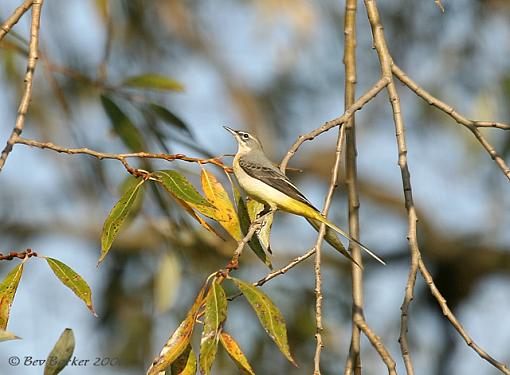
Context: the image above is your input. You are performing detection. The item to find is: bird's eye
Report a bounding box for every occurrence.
[242,133,249,140]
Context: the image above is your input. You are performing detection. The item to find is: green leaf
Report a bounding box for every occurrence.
[148,103,193,137]
[0,263,24,330]
[147,284,207,375]
[0,329,20,342]
[169,345,197,375]
[246,198,273,253]
[100,94,144,151]
[45,258,96,316]
[235,191,272,269]
[44,328,75,375]
[199,281,227,375]
[118,176,145,223]
[155,170,213,208]
[231,278,296,366]
[100,179,145,264]
[122,74,184,92]
[220,332,255,375]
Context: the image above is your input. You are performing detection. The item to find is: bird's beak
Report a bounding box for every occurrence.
[223,126,238,137]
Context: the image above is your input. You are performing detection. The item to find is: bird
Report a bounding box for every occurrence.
[224,126,385,266]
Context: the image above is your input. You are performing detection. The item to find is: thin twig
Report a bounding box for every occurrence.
[280,77,389,172]
[0,248,37,261]
[392,64,510,181]
[227,247,317,302]
[343,1,364,374]
[364,1,510,375]
[363,1,408,374]
[418,260,510,374]
[0,0,34,42]
[0,0,44,172]
[13,137,230,174]
[312,126,347,374]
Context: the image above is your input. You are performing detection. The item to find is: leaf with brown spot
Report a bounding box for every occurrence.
[231,278,296,366]
[147,284,207,375]
[46,258,96,316]
[0,263,24,330]
[220,332,255,375]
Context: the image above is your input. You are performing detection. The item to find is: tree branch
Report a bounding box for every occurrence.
[343,1,363,374]
[392,64,510,181]
[0,0,44,172]
[280,77,389,172]
[0,0,34,42]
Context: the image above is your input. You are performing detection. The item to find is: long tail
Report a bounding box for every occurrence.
[306,218,362,269]
[312,213,386,265]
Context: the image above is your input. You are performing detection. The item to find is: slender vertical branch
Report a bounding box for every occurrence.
[0,0,34,42]
[0,0,44,172]
[343,1,363,374]
[363,1,413,374]
[313,124,347,375]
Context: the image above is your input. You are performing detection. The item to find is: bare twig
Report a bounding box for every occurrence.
[363,1,510,374]
[0,0,34,42]
[343,1,363,374]
[0,248,37,261]
[363,1,412,374]
[312,125,347,374]
[0,0,44,172]
[419,261,510,374]
[13,137,230,175]
[392,64,510,181]
[280,77,389,172]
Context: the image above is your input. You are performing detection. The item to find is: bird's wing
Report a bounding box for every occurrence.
[238,157,318,210]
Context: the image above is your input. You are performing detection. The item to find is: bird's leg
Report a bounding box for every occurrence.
[256,204,272,219]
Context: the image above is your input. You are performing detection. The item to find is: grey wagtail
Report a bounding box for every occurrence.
[224,126,385,265]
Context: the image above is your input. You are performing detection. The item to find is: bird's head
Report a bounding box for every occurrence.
[223,126,263,154]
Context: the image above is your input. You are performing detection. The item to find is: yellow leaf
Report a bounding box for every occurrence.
[196,170,241,240]
[147,284,207,375]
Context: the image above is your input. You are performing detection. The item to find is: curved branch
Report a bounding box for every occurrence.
[392,64,510,181]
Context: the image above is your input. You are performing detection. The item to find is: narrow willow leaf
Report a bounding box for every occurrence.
[46,258,96,316]
[0,329,20,342]
[99,179,145,264]
[246,198,273,253]
[199,281,227,375]
[100,95,144,151]
[147,284,207,375]
[44,328,75,375]
[0,263,24,330]
[198,170,242,240]
[122,74,184,92]
[174,198,224,239]
[235,191,272,269]
[220,332,255,375]
[119,176,145,223]
[169,345,197,375]
[155,170,213,207]
[148,103,193,137]
[231,278,296,366]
